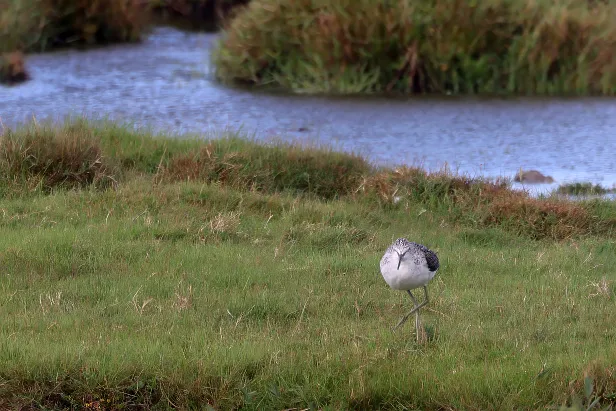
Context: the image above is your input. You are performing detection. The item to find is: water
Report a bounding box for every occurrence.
[2,26,616,196]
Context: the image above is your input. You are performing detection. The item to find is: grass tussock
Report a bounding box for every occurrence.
[360,166,616,240]
[162,139,372,198]
[1,119,616,409]
[0,121,117,191]
[214,0,616,95]
[0,0,149,54]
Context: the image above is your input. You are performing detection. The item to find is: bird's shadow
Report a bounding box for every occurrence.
[392,323,438,346]
[423,324,437,342]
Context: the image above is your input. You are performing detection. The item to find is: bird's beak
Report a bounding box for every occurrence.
[396,249,408,270]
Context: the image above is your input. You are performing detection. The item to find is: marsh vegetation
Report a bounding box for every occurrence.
[213,0,616,95]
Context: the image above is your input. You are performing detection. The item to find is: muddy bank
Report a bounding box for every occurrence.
[1,27,616,196]
[151,0,251,31]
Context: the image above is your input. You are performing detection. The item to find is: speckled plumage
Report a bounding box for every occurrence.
[380,237,439,291]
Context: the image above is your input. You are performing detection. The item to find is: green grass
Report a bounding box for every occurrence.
[1,119,616,409]
[213,0,616,96]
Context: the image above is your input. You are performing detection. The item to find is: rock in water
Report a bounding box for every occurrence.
[1,52,30,85]
[514,169,555,184]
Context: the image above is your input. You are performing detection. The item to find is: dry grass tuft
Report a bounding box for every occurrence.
[173,283,193,311]
[208,210,241,234]
[588,277,613,299]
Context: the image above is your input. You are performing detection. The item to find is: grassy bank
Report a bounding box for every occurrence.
[0,0,249,55]
[1,119,616,409]
[0,0,148,54]
[214,0,616,95]
[0,0,249,83]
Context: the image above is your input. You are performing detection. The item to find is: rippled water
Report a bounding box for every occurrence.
[2,26,616,196]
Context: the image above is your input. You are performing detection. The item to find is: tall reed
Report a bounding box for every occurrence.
[214,0,616,95]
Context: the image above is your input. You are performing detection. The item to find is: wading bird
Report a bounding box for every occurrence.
[380,238,440,342]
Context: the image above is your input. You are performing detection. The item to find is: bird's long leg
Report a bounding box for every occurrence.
[393,285,430,335]
[422,285,429,306]
[416,286,430,343]
[407,290,422,343]
[393,289,428,332]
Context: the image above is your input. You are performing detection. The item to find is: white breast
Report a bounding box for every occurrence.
[380,252,436,291]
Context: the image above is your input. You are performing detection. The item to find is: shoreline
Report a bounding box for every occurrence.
[3,25,616,199]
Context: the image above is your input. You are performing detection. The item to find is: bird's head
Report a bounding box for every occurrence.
[392,238,411,270]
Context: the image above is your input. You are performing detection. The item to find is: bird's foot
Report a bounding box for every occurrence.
[416,324,428,344]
